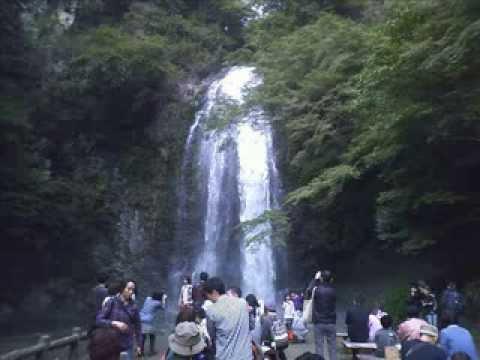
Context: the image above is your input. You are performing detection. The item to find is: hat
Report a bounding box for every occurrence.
[168,322,206,356]
[420,324,438,338]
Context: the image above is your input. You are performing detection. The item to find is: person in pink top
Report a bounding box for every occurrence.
[368,307,386,341]
[397,305,429,342]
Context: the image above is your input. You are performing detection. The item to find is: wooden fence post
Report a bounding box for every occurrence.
[35,335,51,360]
[68,327,82,360]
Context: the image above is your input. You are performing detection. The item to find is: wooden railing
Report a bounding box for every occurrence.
[0,327,88,360]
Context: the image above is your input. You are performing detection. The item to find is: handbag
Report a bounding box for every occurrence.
[302,287,316,324]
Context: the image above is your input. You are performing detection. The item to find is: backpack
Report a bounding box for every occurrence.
[271,319,289,349]
[384,331,399,347]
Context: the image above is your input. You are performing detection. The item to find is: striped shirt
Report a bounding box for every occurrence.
[206,295,253,360]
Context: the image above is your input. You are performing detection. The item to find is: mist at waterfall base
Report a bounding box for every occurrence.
[171,67,283,305]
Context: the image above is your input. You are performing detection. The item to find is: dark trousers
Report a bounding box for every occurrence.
[141,334,156,354]
[314,323,337,360]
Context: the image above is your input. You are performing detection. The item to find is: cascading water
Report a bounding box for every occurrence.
[174,66,281,304]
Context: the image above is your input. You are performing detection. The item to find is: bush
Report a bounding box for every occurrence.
[383,285,409,325]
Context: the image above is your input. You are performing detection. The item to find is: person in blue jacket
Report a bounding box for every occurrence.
[140,291,166,355]
[439,310,478,360]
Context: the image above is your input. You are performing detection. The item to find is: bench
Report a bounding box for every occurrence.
[343,340,377,349]
[342,340,377,359]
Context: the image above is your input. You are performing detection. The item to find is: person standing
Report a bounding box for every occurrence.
[439,310,478,360]
[96,280,142,360]
[407,283,423,315]
[179,276,193,309]
[91,274,109,317]
[282,294,295,331]
[246,293,262,345]
[308,270,337,360]
[418,281,438,326]
[291,292,303,313]
[204,277,252,360]
[193,272,209,311]
[139,291,166,356]
[440,282,465,320]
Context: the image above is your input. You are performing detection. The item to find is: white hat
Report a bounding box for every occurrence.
[420,324,438,338]
[168,322,206,356]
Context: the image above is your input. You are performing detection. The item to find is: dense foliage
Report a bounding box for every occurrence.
[247,0,480,279]
[0,0,249,315]
[2,0,480,324]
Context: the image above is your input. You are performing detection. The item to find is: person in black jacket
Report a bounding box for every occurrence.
[345,294,370,360]
[345,294,369,343]
[307,270,337,360]
[89,274,108,323]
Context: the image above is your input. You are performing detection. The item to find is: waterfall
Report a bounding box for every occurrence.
[174,66,281,304]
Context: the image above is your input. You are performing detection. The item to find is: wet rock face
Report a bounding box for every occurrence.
[177,75,214,105]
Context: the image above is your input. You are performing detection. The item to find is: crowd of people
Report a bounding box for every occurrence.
[86,272,478,360]
[309,273,477,360]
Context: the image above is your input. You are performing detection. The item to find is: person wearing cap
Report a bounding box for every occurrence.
[401,324,447,360]
[166,321,206,360]
[204,277,252,360]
